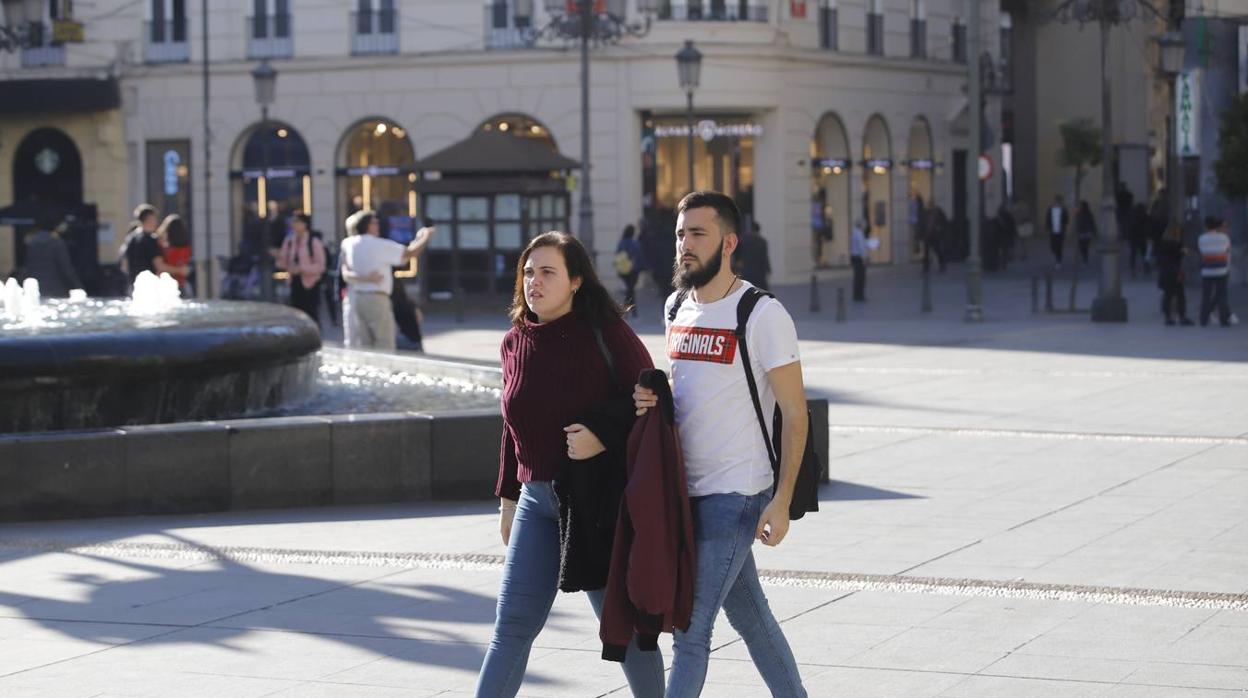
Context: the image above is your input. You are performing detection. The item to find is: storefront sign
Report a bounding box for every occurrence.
[163,150,181,196]
[906,158,935,170]
[1175,70,1200,157]
[811,157,851,173]
[345,165,402,177]
[654,120,764,141]
[863,158,893,172]
[242,167,302,180]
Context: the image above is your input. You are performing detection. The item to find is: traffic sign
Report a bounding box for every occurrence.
[978,154,993,182]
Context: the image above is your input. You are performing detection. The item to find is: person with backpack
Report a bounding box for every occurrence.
[276,212,327,327]
[614,223,644,314]
[476,231,663,698]
[633,191,809,697]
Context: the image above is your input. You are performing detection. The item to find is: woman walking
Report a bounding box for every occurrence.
[1155,225,1193,326]
[476,232,663,698]
[1075,200,1097,266]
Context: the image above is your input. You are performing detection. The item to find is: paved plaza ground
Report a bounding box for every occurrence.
[1,257,1246,696]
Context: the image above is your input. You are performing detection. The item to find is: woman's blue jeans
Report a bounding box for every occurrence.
[666,491,807,697]
[475,481,665,698]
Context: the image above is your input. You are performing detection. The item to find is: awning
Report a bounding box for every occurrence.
[413,129,579,175]
[0,77,120,115]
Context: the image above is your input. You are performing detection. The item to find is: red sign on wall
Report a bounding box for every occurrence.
[790,1,808,19]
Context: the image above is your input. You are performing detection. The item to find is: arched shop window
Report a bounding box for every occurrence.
[478,113,557,150]
[336,118,417,243]
[861,114,893,264]
[229,122,311,255]
[810,113,851,267]
[905,116,935,259]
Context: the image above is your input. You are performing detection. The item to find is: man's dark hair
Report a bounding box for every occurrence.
[133,204,158,223]
[291,211,312,228]
[677,191,741,237]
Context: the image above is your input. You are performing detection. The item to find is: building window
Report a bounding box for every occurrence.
[146,0,189,63]
[485,0,536,49]
[952,16,966,63]
[352,0,398,54]
[909,0,926,58]
[19,1,66,67]
[819,0,837,51]
[659,1,768,22]
[866,0,883,56]
[248,0,292,59]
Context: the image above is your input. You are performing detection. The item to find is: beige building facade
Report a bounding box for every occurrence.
[2,0,1003,293]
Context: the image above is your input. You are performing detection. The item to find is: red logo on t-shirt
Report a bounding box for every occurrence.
[667,326,737,364]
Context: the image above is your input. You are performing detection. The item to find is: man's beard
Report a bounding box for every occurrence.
[673,241,724,291]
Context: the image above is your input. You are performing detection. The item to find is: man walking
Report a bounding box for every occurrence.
[634,191,808,697]
[1047,194,1069,270]
[339,209,434,349]
[850,218,870,301]
[1198,216,1233,327]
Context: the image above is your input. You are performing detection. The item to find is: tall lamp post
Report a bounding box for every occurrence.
[1156,31,1186,238]
[1053,0,1164,322]
[535,0,656,265]
[251,59,277,302]
[675,40,702,194]
[965,0,984,322]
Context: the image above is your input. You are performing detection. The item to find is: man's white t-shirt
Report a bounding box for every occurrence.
[340,234,406,295]
[664,281,801,497]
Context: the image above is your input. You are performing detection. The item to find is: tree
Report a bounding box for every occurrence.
[1058,118,1103,204]
[1214,93,1248,201]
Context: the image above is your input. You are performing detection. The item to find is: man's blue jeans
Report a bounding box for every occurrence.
[475,481,665,698]
[667,491,806,697]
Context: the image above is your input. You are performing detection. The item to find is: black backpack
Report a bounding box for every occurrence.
[668,286,821,520]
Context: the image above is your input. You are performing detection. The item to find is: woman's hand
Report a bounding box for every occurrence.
[633,384,657,416]
[564,424,606,461]
[499,498,517,546]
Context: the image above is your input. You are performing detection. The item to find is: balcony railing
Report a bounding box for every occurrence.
[18,22,64,67]
[351,9,398,55]
[247,14,293,59]
[818,6,837,50]
[866,12,883,55]
[910,18,926,58]
[484,4,535,50]
[660,1,768,22]
[144,19,190,63]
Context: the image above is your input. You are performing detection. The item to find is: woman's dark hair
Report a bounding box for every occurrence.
[622,224,636,239]
[158,214,191,247]
[291,211,312,229]
[509,231,626,328]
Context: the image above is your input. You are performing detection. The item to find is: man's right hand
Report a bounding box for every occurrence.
[499,498,517,546]
[633,384,657,416]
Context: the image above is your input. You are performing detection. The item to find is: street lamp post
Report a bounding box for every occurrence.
[675,40,702,194]
[251,59,277,302]
[536,0,655,266]
[965,0,983,322]
[1156,31,1186,238]
[1053,0,1166,322]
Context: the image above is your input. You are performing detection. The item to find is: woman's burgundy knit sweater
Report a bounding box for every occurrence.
[496,311,654,501]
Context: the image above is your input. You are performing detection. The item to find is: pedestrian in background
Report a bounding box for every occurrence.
[1128,202,1150,276]
[1198,216,1233,327]
[1155,224,1193,326]
[276,212,326,326]
[614,223,643,314]
[478,231,662,698]
[734,221,771,290]
[339,209,433,349]
[156,214,193,297]
[1075,200,1096,266]
[1047,194,1069,270]
[850,219,870,302]
[22,216,81,298]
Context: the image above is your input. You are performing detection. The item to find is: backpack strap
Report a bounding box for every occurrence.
[733,286,779,470]
[666,288,690,324]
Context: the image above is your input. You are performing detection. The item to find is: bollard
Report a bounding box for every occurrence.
[921,268,932,313]
[1031,275,1039,314]
[1044,272,1054,312]
[809,273,821,313]
[1068,262,1079,312]
[835,287,846,323]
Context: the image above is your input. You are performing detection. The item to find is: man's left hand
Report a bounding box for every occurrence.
[755,499,790,547]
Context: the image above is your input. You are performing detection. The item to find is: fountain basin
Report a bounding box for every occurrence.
[0,300,321,433]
